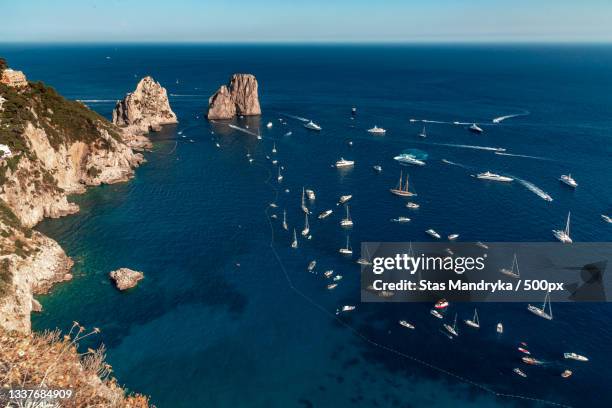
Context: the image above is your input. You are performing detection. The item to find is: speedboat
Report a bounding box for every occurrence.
[469,123,483,133]
[406,202,420,209]
[435,298,449,309]
[564,353,588,362]
[391,216,411,223]
[394,154,426,166]
[496,322,503,333]
[305,189,316,200]
[448,234,459,241]
[430,309,443,319]
[333,274,343,282]
[602,214,612,224]
[318,210,333,219]
[513,368,527,378]
[367,125,386,135]
[552,212,572,243]
[561,370,573,378]
[338,195,353,204]
[304,121,322,131]
[323,270,334,278]
[426,229,441,239]
[307,260,316,272]
[518,347,530,355]
[399,320,415,329]
[373,165,382,172]
[560,174,578,188]
[327,283,338,290]
[335,158,355,168]
[522,357,543,365]
[476,172,513,182]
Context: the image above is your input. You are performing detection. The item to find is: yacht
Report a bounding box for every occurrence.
[340,205,353,227]
[282,210,288,231]
[500,253,520,278]
[469,123,483,133]
[327,283,338,290]
[307,260,316,272]
[291,229,298,249]
[552,211,572,243]
[444,313,459,337]
[435,298,449,309]
[406,202,420,209]
[390,171,416,197]
[426,229,441,239]
[560,174,577,188]
[305,189,316,200]
[564,353,588,362]
[277,167,283,182]
[339,236,353,255]
[373,165,382,173]
[324,270,334,278]
[496,322,504,334]
[301,213,310,237]
[340,305,356,312]
[367,125,386,135]
[464,308,480,329]
[318,209,333,219]
[304,121,322,131]
[430,309,443,319]
[448,234,459,241]
[513,368,527,378]
[399,320,415,329]
[338,194,353,205]
[418,126,427,138]
[335,158,355,168]
[394,153,426,166]
[476,171,513,182]
[266,122,273,128]
[391,216,411,223]
[527,291,553,320]
[602,214,612,224]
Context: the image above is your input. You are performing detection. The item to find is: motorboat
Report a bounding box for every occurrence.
[391,216,411,223]
[448,234,459,241]
[435,298,449,309]
[335,158,355,168]
[333,274,343,282]
[338,195,353,205]
[399,320,415,329]
[476,171,513,182]
[307,260,316,272]
[327,283,338,290]
[266,122,273,128]
[406,202,420,209]
[318,210,333,219]
[561,370,573,378]
[564,353,588,362]
[324,270,334,278]
[602,214,612,224]
[513,368,527,378]
[304,121,322,131]
[394,153,426,166]
[560,174,578,188]
[518,347,530,355]
[367,125,386,135]
[522,357,543,365]
[426,229,441,239]
[469,123,483,133]
[430,309,443,319]
[373,165,382,172]
[305,189,316,200]
[496,322,503,334]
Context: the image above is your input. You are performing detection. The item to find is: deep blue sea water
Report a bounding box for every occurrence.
[1,44,612,407]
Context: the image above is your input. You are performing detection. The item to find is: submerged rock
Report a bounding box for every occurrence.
[109,268,144,291]
[113,76,178,133]
[207,74,261,120]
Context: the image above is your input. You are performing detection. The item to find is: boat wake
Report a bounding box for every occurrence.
[494,152,553,161]
[283,114,310,122]
[78,99,115,103]
[429,143,506,152]
[228,124,261,137]
[492,111,529,123]
[515,178,554,202]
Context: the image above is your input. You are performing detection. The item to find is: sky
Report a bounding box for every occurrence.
[1,0,612,43]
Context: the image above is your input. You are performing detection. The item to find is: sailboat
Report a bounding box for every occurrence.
[356,245,373,265]
[390,171,416,197]
[291,229,298,249]
[272,142,277,154]
[553,211,572,243]
[464,308,480,328]
[277,167,283,182]
[339,235,353,255]
[282,210,288,231]
[301,188,309,214]
[340,205,353,227]
[527,291,553,320]
[418,126,427,138]
[301,213,310,237]
[500,253,520,278]
[443,313,459,336]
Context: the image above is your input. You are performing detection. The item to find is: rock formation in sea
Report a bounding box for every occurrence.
[113,76,178,134]
[110,268,144,291]
[207,74,261,120]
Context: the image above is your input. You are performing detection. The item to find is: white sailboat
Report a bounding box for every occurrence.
[272,142,277,154]
[291,229,298,249]
[444,313,459,336]
[301,213,310,237]
[464,308,480,328]
[301,187,309,214]
[553,211,572,243]
[356,245,373,265]
[282,210,288,231]
[339,235,353,255]
[277,167,283,182]
[500,253,520,278]
[418,126,427,138]
[340,205,353,227]
[527,291,553,320]
[390,171,416,197]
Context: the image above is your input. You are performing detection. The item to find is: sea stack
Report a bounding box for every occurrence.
[113,76,177,134]
[109,268,144,291]
[207,74,261,120]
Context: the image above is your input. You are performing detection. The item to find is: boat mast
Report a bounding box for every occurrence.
[404,174,410,192]
[397,171,403,190]
[544,291,552,319]
[346,205,351,220]
[474,309,479,325]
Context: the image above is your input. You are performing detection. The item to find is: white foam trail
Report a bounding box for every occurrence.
[78,99,115,103]
[441,159,472,170]
[494,151,552,161]
[228,124,261,137]
[492,112,529,123]
[429,142,506,152]
[515,178,553,202]
[283,114,310,122]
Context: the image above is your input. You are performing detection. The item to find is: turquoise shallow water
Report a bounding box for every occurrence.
[1,44,611,407]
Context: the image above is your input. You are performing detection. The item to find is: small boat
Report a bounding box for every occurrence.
[561,370,573,378]
[248,158,254,163]
[500,253,520,278]
[272,142,277,153]
[339,236,353,255]
[443,313,459,337]
[445,248,454,256]
[426,229,441,239]
[564,353,588,362]
[327,283,338,290]
[601,214,612,224]
[269,203,278,208]
[318,210,333,219]
[435,298,449,309]
[391,216,411,223]
[469,123,483,133]
[448,234,459,241]
[340,305,355,312]
[406,202,420,209]
[333,274,343,282]
[430,309,443,319]
[518,347,531,355]
[496,322,504,334]
[282,210,288,231]
[267,122,273,128]
[335,158,355,168]
[394,154,426,166]
[347,140,354,146]
[464,308,480,329]
[367,125,386,135]
[351,107,357,115]
[277,167,283,182]
[215,143,220,148]
[272,159,278,165]
[513,368,527,378]
[304,121,322,131]
[324,270,334,278]
[338,195,353,205]
[390,171,417,197]
[302,213,310,237]
[399,320,415,329]
[291,229,298,249]
[560,174,577,188]
[284,131,292,136]
[418,126,427,138]
[356,247,373,266]
[522,357,543,365]
[307,260,316,272]
[553,211,572,243]
[340,205,353,228]
[476,171,513,182]
[527,291,553,320]
[476,241,489,250]
[373,165,382,172]
[270,214,278,219]
[306,189,316,200]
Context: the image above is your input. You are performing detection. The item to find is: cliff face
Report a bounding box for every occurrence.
[113,76,178,134]
[207,74,261,120]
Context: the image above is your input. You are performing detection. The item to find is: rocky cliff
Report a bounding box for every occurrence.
[113,76,178,134]
[207,74,261,120]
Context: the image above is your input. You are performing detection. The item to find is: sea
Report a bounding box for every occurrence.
[1,44,611,407]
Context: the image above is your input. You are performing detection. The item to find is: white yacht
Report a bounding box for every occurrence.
[564,353,589,362]
[340,205,353,227]
[307,260,316,272]
[301,213,310,237]
[602,214,612,224]
[406,202,420,209]
[496,322,504,334]
[476,171,513,182]
[448,234,459,241]
[430,309,443,319]
[338,195,352,205]
[367,125,386,135]
[339,236,353,255]
[418,126,427,138]
[282,210,288,231]
[444,314,459,337]
[426,229,441,239]
[399,320,415,329]
[335,158,355,168]
[469,123,483,133]
[266,122,273,128]
[394,153,426,166]
[306,189,316,200]
[527,291,553,320]
[513,368,527,378]
[339,305,356,313]
[464,308,480,329]
[277,167,283,182]
[390,171,416,197]
[291,229,298,249]
[327,283,338,290]
[500,253,520,278]
[559,174,578,188]
[391,216,411,223]
[304,121,322,131]
[552,211,572,243]
[318,209,333,219]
